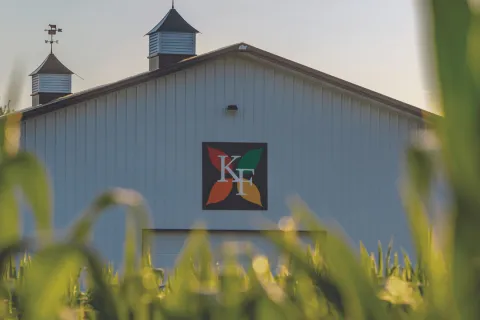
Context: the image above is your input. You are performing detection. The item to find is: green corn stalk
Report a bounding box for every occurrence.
[392,253,400,278]
[385,240,392,278]
[377,241,383,281]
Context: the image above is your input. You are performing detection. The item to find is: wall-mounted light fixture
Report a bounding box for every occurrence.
[226,104,238,113]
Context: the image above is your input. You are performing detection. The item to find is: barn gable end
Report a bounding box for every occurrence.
[20,53,423,267]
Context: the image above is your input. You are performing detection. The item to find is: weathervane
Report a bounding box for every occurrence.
[44,24,63,54]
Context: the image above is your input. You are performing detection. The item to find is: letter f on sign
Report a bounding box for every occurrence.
[236,168,254,195]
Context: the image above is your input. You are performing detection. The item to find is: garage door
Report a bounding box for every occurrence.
[148,230,318,275]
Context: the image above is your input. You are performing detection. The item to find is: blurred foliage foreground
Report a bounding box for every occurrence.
[1,1,480,319]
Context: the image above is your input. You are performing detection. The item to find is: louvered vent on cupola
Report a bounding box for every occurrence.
[149,32,160,56]
[31,74,72,94]
[29,53,74,106]
[146,6,199,71]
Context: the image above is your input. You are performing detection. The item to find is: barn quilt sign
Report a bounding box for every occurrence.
[202,142,268,210]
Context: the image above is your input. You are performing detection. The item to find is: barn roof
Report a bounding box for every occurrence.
[20,42,437,121]
[146,8,199,35]
[29,53,74,76]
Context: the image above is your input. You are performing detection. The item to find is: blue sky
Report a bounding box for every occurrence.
[0,0,435,112]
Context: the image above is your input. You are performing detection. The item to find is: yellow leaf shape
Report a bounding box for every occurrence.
[237,179,263,207]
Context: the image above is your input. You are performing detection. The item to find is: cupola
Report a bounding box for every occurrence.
[146,3,199,71]
[29,24,74,107]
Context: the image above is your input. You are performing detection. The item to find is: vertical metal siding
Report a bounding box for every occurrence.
[38,74,71,93]
[149,33,159,56]
[20,55,424,265]
[159,32,195,55]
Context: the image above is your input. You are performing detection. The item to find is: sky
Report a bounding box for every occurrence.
[0,0,436,113]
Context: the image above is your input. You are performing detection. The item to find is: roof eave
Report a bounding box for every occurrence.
[29,69,74,76]
[146,25,200,35]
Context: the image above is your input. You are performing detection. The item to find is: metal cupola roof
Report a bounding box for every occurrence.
[146,7,199,35]
[29,53,74,76]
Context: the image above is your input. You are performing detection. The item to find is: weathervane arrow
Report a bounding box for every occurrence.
[44,24,63,54]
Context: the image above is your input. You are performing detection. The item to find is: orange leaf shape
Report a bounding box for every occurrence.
[206,179,233,205]
[237,179,263,207]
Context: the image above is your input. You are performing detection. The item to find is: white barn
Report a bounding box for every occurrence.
[19,6,434,270]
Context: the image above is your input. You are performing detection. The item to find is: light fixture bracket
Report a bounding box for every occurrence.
[226,104,238,112]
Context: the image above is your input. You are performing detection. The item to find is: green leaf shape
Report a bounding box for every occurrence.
[237,148,263,172]
[3,152,53,241]
[20,243,119,320]
[0,176,19,248]
[67,188,152,269]
[163,224,217,313]
[0,151,52,248]
[280,197,390,319]
[429,2,480,319]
